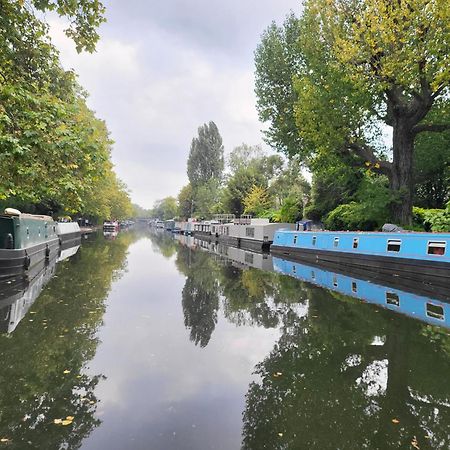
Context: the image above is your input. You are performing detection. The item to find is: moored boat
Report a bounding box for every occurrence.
[0,208,59,277]
[103,220,119,232]
[271,230,450,285]
[217,217,295,251]
[56,221,81,246]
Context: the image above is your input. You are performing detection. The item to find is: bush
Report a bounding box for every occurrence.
[324,202,381,230]
[413,205,450,232]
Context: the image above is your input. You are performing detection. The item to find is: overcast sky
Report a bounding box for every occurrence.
[49,0,300,208]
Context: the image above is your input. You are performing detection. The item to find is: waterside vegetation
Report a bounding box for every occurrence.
[0,0,133,222]
[152,0,449,231]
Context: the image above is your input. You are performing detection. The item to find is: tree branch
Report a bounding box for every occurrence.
[346,142,392,176]
[413,123,450,135]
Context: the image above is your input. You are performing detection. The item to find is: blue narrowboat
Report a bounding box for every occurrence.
[273,257,449,329]
[0,209,60,277]
[271,230,450,285]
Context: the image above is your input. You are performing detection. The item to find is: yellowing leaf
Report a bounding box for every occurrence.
[61,419,72,426]
[63,370,71,374]
[391,418,400,424]
[66,416,74,421]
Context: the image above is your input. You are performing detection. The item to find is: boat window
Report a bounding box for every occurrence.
[245,253,254,264]
[292,264,296,273]
[351,282,357,293]
[387,239,401,252]
[333,275,338,287]
[293,235,298,244]
[426,303,444,320]
[246,227,255,237]
[353,238,359,249]
[334,237,339,248]
[312,236,317,246]
[427,241,446,256]
[386,292,400,306]
[311,270,315,280]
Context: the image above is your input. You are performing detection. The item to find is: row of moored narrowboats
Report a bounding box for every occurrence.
[152,215,450,284]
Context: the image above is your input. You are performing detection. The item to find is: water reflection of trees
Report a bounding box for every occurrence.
[0,231,138,448]
[241,290,450,450]
[153,235,450,449]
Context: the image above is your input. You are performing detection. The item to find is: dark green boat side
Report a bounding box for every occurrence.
[0,210,60,277]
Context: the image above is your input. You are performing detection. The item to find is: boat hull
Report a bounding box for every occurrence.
[0,237,59,278]
[271,245,450,287]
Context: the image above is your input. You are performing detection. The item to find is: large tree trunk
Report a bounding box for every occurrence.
[390,119,415,225]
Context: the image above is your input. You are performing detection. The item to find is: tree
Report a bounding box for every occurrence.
[194,179,222,218]
[414,128,450,209]
[177,184,194,219]
[187,121,224,188]
[24,0,106,52]
[254,14,304,158]
[151,197,178,220]
[228,143,265,173]
[256,1,450,224]
[243,185,273,217]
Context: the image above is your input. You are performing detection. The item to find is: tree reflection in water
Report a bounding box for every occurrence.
[152,234,450,450]
[0,231,138,449]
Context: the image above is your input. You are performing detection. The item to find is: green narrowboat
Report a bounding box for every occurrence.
[0,208,60,277]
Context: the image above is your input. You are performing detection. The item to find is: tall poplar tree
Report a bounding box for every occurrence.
[187,122,224,188]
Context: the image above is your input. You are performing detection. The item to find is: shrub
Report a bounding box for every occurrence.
[413,205,450,232]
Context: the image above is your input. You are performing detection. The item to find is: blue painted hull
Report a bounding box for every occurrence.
[272,231,450,283]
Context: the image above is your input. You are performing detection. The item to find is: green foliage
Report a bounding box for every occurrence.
[177,184,194,219]
[151,197,178,220]
[255,1,450,224]
[272,196,301,223]
[243,185,273,217]
[28,0,106,52]
[194,179,223,218]
[0,0,131,221]
[324,174,391,230]
[413,203,450,232]
[254,14,304,157]
[414,119,450,209]
[187,121,224,188]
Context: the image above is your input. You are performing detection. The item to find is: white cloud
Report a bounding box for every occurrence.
[47,0,299,208]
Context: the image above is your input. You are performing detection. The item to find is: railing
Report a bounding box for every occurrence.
[233,215,252,225]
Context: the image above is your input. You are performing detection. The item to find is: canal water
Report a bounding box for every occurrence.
[0,228,449,449]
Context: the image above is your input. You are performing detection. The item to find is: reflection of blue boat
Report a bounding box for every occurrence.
[273,257,449,329]
[272,230,450,285]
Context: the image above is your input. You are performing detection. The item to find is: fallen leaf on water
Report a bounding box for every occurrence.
[76,375,82,379]
[53,419,62,424]
[29,312,37,314]
[63,370,70,374]
[391,418,400,424]
[61,420,72,426]
[66,416,74,421]
[411,436,420,449]
[278,432,283,437]
[0,438,10,443]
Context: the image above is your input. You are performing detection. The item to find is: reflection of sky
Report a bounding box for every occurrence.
[81,238,281,449]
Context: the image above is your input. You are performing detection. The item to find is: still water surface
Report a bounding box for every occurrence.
[0,229,449,449]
